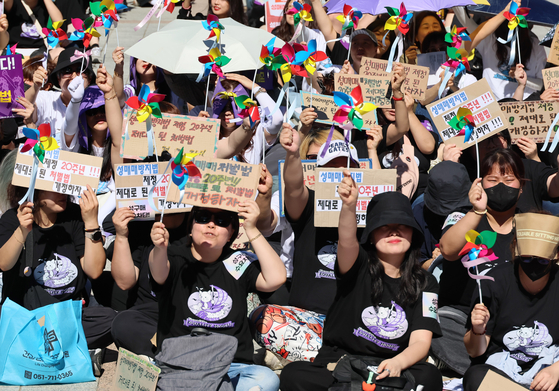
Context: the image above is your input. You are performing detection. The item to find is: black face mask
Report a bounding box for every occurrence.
[485,182,520,212]
[520,258,552,282]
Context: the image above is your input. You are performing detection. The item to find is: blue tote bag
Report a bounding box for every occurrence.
[0,298,95,385]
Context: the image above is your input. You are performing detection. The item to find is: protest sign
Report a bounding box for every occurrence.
[478,370,526,391]
[547,27,559,66]
[417,51,447,75]
[300,91,378,128]
[166,157,260,212]
[0,54,25,119]
[499,100,559,144]
[265,0,287,32]
[115,162,193,220]
[12,148,102,197]
[278,159,373,217]
[334,74,391,108]
[111,348,160,391]
[426,79,506,150]
[359,57,430,101]
[314,168,397,227]
[542,66,559,91]
[121,111,220,160]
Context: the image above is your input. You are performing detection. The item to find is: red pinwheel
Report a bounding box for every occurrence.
[68,17,101,47]
[336,4,362,32]
[299,39,327,75]
[280,42,308,83]
[504,2,530,30]
[333,85,377,130]
[171,148,201,190]
[385,3,413,35]
[42,18,68,48]
[234,95,260,126]
[445,25,470,49]
[202,14,225,41]
[259,37,285,71]
[126,85,165,123]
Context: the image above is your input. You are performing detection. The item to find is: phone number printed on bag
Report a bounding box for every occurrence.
[24,370,74,382]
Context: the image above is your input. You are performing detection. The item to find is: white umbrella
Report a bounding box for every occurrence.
[125,18,285,74]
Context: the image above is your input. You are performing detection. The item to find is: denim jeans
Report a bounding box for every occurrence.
[227,362,280,391]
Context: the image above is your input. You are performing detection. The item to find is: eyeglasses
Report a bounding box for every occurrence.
[60,65,82,77]
[520,257,550,265]
[306,154,318,160]
[86,106,105,117]
[193,209,234,228]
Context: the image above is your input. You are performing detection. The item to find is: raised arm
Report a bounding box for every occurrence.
[25,66,48,106]
[111,207,139,290]
[465,0,518,53]
[80,185,106,279]
[111,47,127,108]
[255,164,278,237]
[405,93,435,155]
[148,222,170,285]
[97,65,123,166]
[61,76,85,150]
[0,203,33,272]
[281,122,308,221]
[385,63,410,146]
[44,0,64,23]
[366,125,383,170]
[310,0,337,50]
[337,169,360,274]
[215,116,260,159]
[439,178,485,261]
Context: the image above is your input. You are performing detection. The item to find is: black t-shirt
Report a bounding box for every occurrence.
[326,35,350,67]
[154,245,261,363]
[7,0,49,49]
[322,247,441,358]
[0,204,86,305]
[439,214,513,313]
[466,263,559,369]
[286,189,344,314]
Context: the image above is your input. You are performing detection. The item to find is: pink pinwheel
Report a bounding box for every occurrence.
[333,85,377,130]
[197,47,231,82]
[171,148,201,190]
[445,25,470,48]
[298,39,327,75]
[126,85,165,123]
[202,14,225,41]
[287,1,313,26]
[280,42,308,83]
[68,17,102,47]
[336,4,362,32]
[21,124,59,163]
[385,3,413,35]
[5,44,17,55]
[42,18,68,48]
[459,230,498,285]
[90,0,127,32]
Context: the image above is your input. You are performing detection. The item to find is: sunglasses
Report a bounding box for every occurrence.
[86,106,105,117]
[194,209,234,228]
[306,154,318,160]
[61,65,82,76]
[520,257,550,265]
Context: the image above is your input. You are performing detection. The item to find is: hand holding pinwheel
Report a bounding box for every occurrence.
[438,46,475,98]
[449,107,476,142]
[498,0,530,66]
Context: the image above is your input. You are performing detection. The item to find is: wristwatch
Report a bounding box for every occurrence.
[85,227,103,242]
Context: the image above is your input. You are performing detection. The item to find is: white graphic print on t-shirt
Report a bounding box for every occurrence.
[34,253,78,295]
[503,321,553,363]
[316,242,336,280]
[185,285,234,329]
[354,301,409,352]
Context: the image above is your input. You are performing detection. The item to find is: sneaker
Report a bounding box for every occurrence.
[89,348,105,377]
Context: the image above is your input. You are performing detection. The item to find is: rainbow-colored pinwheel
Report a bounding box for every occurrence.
[42,18,68,48]
[280,43,308,83]
[385,3,412,35]
[171,148,201,190]
[68,17,102,47]
[458,230,498,285]
[202,14,225,42]
[287,1,313,26]
[21,124,59,163]
[438,46,475,98]
[297,39,327,75]
[333,85,377,130]
[90,0,127,32]
[336,4,362,32]
[197,47,231,82]
[449,107,476,142]
[234,95,260,126]
[445,25,470,49]
[498,2,530,66]
[260,37,285,71]
[126,84,165,123]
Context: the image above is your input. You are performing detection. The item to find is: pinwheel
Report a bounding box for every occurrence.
[171,148,201,190]
[280,42,308,84]
[438,47,475,98]
[445,25,470,49]
[196,47,231,82]
[384,2,413,73]
[297,39,328,75]
[333,85,377,131]
[90,0,127,35]
[19,124,60,204]
[159,0,180,15]
[287,1,313,42]
[5,43,17,56]
[68,17,101,48]
[125,85,165,157]
[497,1,530,66]
[336,4,362,32]
[234,95,260,126]
[449,107,476,143]
[42,18,68,49]
[259,37,286,71]
[202,14,225,42]
[458,229,498,303]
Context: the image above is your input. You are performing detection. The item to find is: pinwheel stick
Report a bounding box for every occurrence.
[251,69,258,101]
[204,74,211,113]
[516,32,522,65]
[102,30,111,65]
[346,40,352,62]
[475,137,480,179]
[345,128,351,169]
[159,188,169,221]
[476,266,483,304]
[116,27,120,47]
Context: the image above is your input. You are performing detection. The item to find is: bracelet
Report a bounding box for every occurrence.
[392,95,404,101]
[14,235,25,247]
[472,328,486,336]
[105,92,117,101]
[473,208,487,215]
[248,233,262,243]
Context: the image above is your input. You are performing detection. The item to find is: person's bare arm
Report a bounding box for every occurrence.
[80,185,106,279]
[385,63,409,145]
[357,14,376,29]
[310,0,337,50]
[43,0,63,23]
[281,123,308,222]
[0,15,9,51]
[465,0,518,52]
[148,222,170,285]
[111,208,140,290]
[464,303,491,357]
[0,203,33,272]
[215,117,259,159]
[337,170,360,275]
[26,66,47,105]
[255,164,277,237]
[97,65,124,166]
[405,93,435,155]
[112,47,127,108]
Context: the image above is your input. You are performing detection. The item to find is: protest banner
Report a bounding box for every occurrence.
[417,51,447,76]
[278,159,373,217]
[115,162,193,220]
[166,157,260,212]
[334,74,391,108]
[0,54,25,119]
[542,66,559,91]
[300,91,378,128]
[547,26,559,66]
[426,79,506,150]
[359,56,430,101]
[12,148,102,197]
[111,348,160,391]
[265,0,287,32]
[314,168,397,227]
[499,100,559,144]
[121,111,220,160]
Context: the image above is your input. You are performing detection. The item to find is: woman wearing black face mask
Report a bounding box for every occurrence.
[462,212,559,391]
[429,148,525,376]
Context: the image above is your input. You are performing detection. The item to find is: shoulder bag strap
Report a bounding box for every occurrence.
[19,0,49,49]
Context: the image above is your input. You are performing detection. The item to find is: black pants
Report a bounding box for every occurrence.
[463,364,559,391]
[83,305,117,349]
[111,302,158,357]
[280,352,443,391]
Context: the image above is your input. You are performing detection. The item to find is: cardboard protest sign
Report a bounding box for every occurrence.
[166,157,260,212]
[542,66,559,91]
[12,148,102,197]
[314,168,397,227]
[265,0,287,32]
[478,370,526,391]
[547,26,559,66]
[111,348,160,391]
[278,159,373,217]
[114,162,193,220]
[121,111,220,160]
[417,51,446,75]
[359,57,429,101]
[499,100,559,144]
[0,54,25,119]
[334,74,391,108]
[426,79,506,150]
[300,91,378,128]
